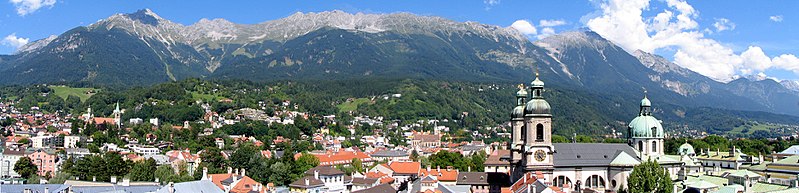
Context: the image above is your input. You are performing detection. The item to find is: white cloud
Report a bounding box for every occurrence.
[484,0,500,9]
[585,0,798,82]
[770,15,783,22]
[713,18,735,32]
[9,0,57,16]
[537,28,556,39]
[1,33,29,48]
[539,19,567,27]
[510,20,537,35]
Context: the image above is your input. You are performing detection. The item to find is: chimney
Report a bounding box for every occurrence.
[168,182,175,193]
[202,167,208,180]
[241,168,246,177]
[427,166,431,172]
[121,178,130,186]
[235,168,240,176]
[111,176,117,184]
[252,183,258,191]
[305,178,310,186]
[437,166,440,172]
[44,187,49,193]
[227,167,233,174]
[716,148,720,156]
[314,170,319,179]
[468,166,471,172]
[92,176,96,182]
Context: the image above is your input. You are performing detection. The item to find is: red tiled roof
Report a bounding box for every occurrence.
[419,166,458,182]
[365,171,394,184]
[388,161,421,175]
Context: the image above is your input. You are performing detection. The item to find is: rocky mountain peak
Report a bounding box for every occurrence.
[124,8,166,26]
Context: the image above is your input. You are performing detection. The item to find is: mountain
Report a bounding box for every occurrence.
[782,80,799,92]
[1,9,798,121]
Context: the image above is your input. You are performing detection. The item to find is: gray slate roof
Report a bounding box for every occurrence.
[153,180,224,193]
[553,143,640,167]
[70,185,161,193]
[353,183,396,193]
[371,150,408,157]
[0,184,70,193]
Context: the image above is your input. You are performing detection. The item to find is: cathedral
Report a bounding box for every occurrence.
[507,73,684,192]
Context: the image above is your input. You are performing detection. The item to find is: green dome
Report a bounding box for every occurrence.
[531,77,544,88]
[678,143,695,156]
[524,99,551,115]
[629,115,663,138]
[641,97,651,107]
[512,106,525,119]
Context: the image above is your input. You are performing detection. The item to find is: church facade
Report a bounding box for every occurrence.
[507,74,684,192]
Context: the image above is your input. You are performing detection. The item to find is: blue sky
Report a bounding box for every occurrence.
[1,0,797,81]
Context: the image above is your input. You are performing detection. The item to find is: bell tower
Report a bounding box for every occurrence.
[511,71,554,182]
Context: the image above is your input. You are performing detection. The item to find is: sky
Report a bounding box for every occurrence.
[0,0,797,82]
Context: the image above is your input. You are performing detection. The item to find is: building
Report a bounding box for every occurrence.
[205,168,269,193]
[1,147,25,178]
[506,74,686,192]
[63,136,81,148]
[26,148,60,177]
[289,166,351,193]
[370,150,409,162]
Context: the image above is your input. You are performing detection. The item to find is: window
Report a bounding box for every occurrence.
[554,176,572,188]
[521,125,527,143]
[536,124,544,141]
[652,141,657,153]
[586,175,605,188]
[638,141,644,152]
[611,180,617,188]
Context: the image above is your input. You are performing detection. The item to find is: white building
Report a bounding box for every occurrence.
[64,136,81,149]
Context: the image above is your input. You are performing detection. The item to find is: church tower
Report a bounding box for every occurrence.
[628,92,665,157]
[510,72,554,182]
[113,102,122,128]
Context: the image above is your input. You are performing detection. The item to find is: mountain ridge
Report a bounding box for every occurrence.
[1,9,798,119]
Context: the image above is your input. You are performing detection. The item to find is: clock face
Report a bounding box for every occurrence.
[534,150,546,162]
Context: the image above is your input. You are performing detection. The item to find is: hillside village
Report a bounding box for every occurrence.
[2,78,799,193]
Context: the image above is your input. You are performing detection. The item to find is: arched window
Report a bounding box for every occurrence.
[638,141,644,152]
[586,175,606,188]
[554,176,572,188]
[536,124,544,141]
[652,141,658,153]
[521,125,527,143]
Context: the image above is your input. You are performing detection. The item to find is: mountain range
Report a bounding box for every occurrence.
[1,9,798,120]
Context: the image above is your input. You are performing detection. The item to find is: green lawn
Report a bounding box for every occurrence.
[728,123,775,135]
[191,91,225,102]
[48,86,97,102]
[337,98,370,112]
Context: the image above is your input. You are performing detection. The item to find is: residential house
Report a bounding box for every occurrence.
[26,148,60,177]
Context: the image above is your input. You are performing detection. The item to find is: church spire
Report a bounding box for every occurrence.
[639,90,651,116]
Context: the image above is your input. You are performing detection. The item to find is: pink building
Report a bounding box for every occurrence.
[26,148,60,177]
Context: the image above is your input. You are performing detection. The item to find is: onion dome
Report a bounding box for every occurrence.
[678,143,695,156]
[641,96,651,107]
[516,87,528,98]
[512,106,525,119]
[524,99,551,115]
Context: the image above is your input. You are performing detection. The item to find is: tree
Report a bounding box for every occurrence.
[410,150,420,162]
[199,147,227,173]
[627,159,673,193]
[268,162,292,186]
[129,158,157,181]
[14,157,38,178]
[293,153,320,179]
[552,134,569,143]
[351,158,364,174]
